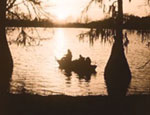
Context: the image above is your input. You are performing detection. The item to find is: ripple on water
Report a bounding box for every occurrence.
[9,28,150,96]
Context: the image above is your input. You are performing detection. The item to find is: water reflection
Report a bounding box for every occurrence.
[78,28,114,46]
[9,28,150,96]
[54,28,67,59]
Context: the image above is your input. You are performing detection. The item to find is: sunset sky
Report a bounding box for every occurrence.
[45,0,149,22]
[17,0,150,22]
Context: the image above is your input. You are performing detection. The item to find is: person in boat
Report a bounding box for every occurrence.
[85,57,91,66]
[62,49,72,63]
[79,55,85,62]
[77,54,85,67]
[66,49,72,61]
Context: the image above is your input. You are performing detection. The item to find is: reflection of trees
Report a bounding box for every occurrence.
[78,28,114,46]
[8,28,40,46]
[137,30,150,44]
[126,30,150,46]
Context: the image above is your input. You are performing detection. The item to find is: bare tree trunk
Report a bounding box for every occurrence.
[104,0,131,96]
[116,0,123,43]
[117,0,123,26]
[0,0,13,94]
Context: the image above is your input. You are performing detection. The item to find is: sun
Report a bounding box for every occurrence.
[54,8,70,22]
[57,13,68,21]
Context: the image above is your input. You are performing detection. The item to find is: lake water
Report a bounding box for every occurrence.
[8,28,150,96]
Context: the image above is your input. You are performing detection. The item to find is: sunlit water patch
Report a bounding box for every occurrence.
[8,28,150,96]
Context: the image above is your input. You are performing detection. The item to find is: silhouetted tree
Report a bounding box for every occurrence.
[83,0,133,96]
[0,0,13,95]
[0,0,47,94]
[6,0,48,20]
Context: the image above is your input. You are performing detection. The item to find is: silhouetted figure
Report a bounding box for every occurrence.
[104,31,132,96]
[61,49,72,68]
[78,55,85,66]
[59,49,72,73]
[85,57,91,66]
[65,49,72,62]
[79,55,85,61]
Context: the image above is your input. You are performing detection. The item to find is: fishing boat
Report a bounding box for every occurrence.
[56,51,97,77]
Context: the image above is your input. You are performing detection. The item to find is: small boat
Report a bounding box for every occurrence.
[56,53,97,77]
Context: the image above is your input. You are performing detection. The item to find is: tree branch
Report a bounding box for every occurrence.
[6,0,16,11]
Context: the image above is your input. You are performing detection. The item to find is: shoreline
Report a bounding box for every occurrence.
[1,94,149,115]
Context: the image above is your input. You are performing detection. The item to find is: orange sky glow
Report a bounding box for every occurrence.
[17,0,150,22]
[46,0,149,22]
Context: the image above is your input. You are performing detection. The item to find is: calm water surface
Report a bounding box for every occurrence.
[8,28,150,96]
